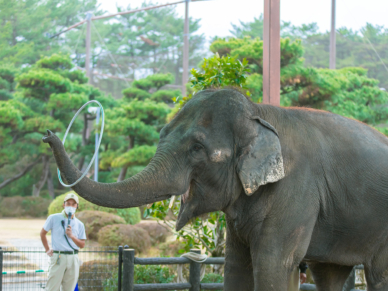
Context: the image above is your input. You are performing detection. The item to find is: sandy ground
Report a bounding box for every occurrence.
[0,218,49,247]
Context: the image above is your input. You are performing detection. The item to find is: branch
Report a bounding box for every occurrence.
[0,156,41,189]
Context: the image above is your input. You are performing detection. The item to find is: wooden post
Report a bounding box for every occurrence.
[263,0,281,106]
[182,0,190,95]
[118,246,123,291]
[329,0,336,69]
[189,249,201,291]
[123,249,135,291]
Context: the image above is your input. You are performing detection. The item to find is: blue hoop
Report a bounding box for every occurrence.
[57,100,105,187]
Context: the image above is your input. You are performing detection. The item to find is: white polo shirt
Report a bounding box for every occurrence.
[43,213,86,251]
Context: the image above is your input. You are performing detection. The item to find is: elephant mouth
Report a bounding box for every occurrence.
[176,181,196,231]
[182,187,190,203]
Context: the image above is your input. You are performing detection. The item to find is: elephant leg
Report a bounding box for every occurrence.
[364,251,388,291]
[308,262,353,291]
[223,235,254,290]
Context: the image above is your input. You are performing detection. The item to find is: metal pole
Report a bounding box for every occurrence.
[182,0,190,95]
[330,0,336,69]
[94,108,100,182]
[85,12,92,81]
[0,247,3,291]
[118,246,123,291]
[263,0,281,105]
[123,249,135,291]
[189,249,201,291]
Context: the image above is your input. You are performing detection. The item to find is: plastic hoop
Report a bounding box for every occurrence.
[57,100,105,187]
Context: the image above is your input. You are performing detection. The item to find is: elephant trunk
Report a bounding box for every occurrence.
[43,130,185,208]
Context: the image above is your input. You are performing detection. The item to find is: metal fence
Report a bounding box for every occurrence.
[0,246,119,290]
[0,246,365,291]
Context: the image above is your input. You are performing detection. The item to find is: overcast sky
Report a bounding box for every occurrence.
[97,0,388,39]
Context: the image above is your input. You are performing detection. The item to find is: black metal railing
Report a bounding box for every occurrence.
[122,249,224,291]
[0,245,365,291]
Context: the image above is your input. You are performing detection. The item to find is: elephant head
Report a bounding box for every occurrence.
[43,89,285,230]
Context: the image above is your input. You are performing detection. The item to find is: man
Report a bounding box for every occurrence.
[40,192,86,291]
[288,262,308,291]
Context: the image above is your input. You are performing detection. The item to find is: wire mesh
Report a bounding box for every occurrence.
[1,246,119,290]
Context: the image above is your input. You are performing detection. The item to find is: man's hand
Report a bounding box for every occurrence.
[46,248,54,257]
[66,225,73,238]
[300,273,307,284]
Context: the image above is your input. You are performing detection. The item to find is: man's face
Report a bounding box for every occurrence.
[63,199,78,209]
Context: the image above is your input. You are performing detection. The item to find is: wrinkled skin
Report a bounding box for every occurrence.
[43,89,388,290]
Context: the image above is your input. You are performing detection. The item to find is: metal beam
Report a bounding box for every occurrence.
[263,0,281,106]
[51,0,208,39]
[330,0,336,69]
[85,12,92,82]
[182,0,190,95]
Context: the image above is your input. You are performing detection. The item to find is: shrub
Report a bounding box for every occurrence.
[0,196,51,217]
[76,210,125,240]
[136,221,171,245]
[103,265,175,290]
[134,265,175,284]
[48,192,141,224]
[122,87,151,100]
[158,240,188,257]
[131,79,154,91]
[98,224,151,253]
[151,90,181,103]
[201,273,224,291]
[146,73,174,90]
[79,259,117,291]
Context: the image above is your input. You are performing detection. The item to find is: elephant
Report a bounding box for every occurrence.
[43,88,388,291]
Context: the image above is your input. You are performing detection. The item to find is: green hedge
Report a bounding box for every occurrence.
[76,210,125,240]
[0,196,51,217]
[98,224,151,253]
[48,192,141,224]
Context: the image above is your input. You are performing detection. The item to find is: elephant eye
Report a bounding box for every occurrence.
[192,143,203,152]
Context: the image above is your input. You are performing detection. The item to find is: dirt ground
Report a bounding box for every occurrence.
[0,218,48,246]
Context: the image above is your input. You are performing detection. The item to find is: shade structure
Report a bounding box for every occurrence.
[263,0,280,106]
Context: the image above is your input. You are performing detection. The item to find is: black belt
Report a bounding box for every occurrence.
[53,250,78,254]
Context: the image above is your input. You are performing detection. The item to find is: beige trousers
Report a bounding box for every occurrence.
[288,266,300,291]
[46,253,79,291]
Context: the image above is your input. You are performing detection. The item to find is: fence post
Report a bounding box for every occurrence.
[0,247,3,291]
[118,246,123,291]
[123,249,135,291]
[189,249,201,291]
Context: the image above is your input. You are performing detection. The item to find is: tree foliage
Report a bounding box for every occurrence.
[0,53,115,198]
[100,73,176,182]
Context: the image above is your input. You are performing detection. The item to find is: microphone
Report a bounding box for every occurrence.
[67,212,72,228]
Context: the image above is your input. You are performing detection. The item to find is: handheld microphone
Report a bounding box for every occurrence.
[67,212,72,227]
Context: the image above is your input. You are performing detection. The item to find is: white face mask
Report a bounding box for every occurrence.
[64,206,76,215]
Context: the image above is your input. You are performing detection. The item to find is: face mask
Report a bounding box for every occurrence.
[64,206,76,215]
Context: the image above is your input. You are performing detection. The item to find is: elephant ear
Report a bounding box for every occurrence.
[237,116,285,196]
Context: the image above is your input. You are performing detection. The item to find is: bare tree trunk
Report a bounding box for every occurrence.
[117,136,135,182]
[32,155,50,197]
[117,166,128,182]
[0,157,41,189]
[47,168,55,199]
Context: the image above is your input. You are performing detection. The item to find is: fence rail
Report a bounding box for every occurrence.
[123,249,224,291]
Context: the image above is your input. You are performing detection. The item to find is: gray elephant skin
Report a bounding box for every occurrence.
[43,89,388,291]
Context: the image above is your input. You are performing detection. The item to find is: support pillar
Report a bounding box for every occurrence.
[263,0,280,106]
